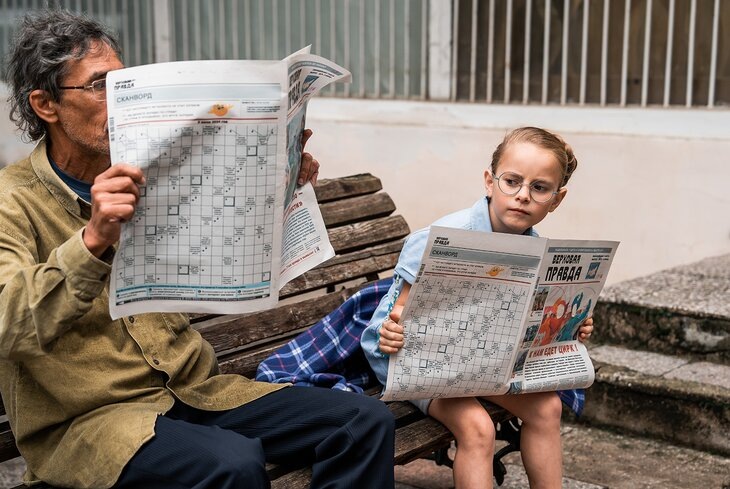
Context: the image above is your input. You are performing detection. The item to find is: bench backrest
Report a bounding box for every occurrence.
[0,173,410,464]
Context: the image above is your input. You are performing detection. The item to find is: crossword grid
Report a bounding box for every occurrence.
[393,275,529,398]
[113,121,277,304]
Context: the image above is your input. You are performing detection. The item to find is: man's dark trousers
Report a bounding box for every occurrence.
[114,386,395,489]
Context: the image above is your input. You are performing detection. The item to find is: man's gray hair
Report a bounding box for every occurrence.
[3,9,122,142]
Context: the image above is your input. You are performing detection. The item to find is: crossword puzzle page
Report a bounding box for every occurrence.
[106,60,288,317]
[381,227,547,401]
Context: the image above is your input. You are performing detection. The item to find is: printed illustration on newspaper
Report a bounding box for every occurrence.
[105,48,350,319]
[381,226,619,401]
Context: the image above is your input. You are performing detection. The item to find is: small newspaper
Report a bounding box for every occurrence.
[381,226,619,401]
[105,48,350,319]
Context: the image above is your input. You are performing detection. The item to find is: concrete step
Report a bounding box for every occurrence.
[394,419,730,489]
[593,254,730,365]
[583,344,730,456]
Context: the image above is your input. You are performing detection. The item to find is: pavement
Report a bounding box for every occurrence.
[393,419,730,489]
[2,418,729,489]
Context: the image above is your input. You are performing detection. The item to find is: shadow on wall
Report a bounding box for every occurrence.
[1,84,35,168]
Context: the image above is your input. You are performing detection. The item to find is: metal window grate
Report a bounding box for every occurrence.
[450,0,729,107]
[0,0,727,108]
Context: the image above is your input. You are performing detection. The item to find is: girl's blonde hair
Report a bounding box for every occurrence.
[490,127,578,187]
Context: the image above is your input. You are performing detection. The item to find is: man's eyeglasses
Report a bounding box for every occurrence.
[58,78,107,101]
[493,171,559,204]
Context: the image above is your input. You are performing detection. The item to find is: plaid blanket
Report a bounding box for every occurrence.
[256,278,585,415]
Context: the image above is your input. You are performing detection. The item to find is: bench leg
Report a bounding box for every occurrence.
[493,418,521,486]
[426,417,522,487]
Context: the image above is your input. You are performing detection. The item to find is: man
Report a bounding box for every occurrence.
[0,9,394,489]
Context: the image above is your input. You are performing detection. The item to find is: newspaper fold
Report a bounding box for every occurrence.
[106,48,350,318]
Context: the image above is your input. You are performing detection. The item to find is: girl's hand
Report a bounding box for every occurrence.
[578,317,594,342]
[379,306,405,354]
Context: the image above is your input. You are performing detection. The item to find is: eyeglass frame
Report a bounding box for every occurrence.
[491,171,561,204]
[58,78,107,100]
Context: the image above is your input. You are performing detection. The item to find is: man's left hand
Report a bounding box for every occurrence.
[297,129,320,186]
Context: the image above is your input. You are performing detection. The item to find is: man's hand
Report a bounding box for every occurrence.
[84,164,145,257]
[577,317,594,342]
[379,304,405,354]
[297,129,320,186]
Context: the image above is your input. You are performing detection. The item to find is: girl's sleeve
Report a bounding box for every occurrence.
[393,229,430,284]
[360,228,430,385]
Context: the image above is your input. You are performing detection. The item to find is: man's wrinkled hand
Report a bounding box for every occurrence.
[297,129,320,186]
[84,164,145,257]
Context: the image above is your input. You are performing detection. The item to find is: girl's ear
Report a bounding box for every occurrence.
[548,187,568,213]
[484,169,494,198]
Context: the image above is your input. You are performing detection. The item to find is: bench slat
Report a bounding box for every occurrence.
[1,428,20,462]
[310,240,404,269]
[314,174,382,203]
[280,251,398,297]
[393,417,454,465]
[218,340,293,378]
[329,215,410,254]
[197,287,357,354]
[270,467,311,489]
[320,192,396,227]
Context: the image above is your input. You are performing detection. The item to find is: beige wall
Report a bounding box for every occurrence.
[306,100,730,285]
[3,87,728,286]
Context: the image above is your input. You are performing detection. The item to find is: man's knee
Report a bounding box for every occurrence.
[210,437,268,488]
[358,395,395,433]
[214,455,268,487]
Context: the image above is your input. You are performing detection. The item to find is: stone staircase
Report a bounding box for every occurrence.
[584,253,730,456]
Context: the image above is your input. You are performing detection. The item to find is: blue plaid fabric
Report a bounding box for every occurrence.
[558,388,585,416]
[256,278,585,416]
[256,278,393,393]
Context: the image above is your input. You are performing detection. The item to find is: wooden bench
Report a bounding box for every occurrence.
[0,173,519,488]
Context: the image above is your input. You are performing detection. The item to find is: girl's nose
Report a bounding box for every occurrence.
[515,184,531,201]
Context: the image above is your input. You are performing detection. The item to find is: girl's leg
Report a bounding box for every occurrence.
[485,392,563,489]
[428,397,496,489]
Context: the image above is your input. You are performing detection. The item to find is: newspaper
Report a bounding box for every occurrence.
[381,226,619,401]
[105,48,350,319]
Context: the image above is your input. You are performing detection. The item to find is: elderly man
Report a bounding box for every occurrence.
[0,9,394,489]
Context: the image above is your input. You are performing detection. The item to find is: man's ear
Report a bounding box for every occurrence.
[484,169,494,198]
[548,187,568,212]
[29,89,59,124]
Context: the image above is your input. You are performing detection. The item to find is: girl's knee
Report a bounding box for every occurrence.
[447,404,496,451]
[525,394,563,427]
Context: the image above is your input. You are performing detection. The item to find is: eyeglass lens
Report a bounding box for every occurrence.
[91,79,107,99]
[497,172,556,203]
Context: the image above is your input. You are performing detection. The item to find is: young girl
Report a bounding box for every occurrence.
[360,127,594,489]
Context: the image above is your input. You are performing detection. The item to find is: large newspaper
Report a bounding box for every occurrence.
[381,226,619,401]
[105,48,350,319]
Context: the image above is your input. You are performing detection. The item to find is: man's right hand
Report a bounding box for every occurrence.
[84,164,145,257]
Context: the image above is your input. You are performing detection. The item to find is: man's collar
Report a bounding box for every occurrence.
[30,138,84,216]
